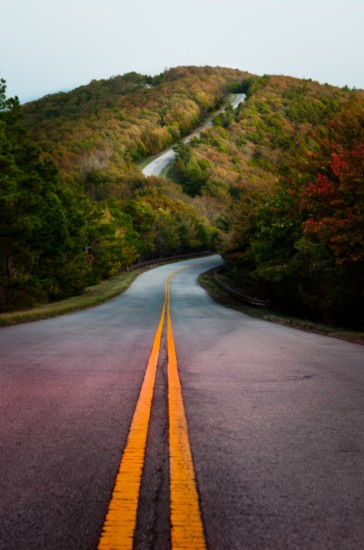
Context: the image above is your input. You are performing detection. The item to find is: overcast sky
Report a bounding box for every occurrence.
[1,0,363,102]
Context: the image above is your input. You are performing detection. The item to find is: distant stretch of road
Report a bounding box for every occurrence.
[1,255,364,549]
[142,93,245,177]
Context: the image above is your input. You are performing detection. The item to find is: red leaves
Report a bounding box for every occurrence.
[330,142,364,181]
[306,173,335,198]
[294,98,364,264]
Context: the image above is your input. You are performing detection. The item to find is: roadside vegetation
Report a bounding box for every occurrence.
[0,270,138,327]
[174,76,364,331]
[1,67,363,332]
[0,67,248,311]
[199,272,364,346]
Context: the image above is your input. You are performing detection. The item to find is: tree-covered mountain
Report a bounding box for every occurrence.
[1,67,249,310]
[1,67,363,329]
[173,75,364,328]
[22,66,250,191]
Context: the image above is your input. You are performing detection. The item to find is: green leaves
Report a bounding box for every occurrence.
[0,81,89,307]
[217,77,364,328]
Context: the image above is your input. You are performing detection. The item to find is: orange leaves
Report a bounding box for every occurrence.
[22,67,250,184]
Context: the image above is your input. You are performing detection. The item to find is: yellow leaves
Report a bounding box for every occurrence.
[195,91,212,109]
[164,99,200,132]
[23,67,253,185]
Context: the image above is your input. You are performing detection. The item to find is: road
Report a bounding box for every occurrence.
[1,256,364,549]
[142,94,245,177]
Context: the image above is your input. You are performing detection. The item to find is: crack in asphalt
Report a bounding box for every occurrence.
[134,349,171,550]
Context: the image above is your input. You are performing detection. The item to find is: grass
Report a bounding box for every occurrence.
[3,263,362,347]
[0,271,139,328]
[199,270,364,346]
[0,253,209,328]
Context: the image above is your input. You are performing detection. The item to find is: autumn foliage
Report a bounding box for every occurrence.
[1,67,363,327]
[1,68,246,310]
[301,102,364,265]
[219,83,364,328]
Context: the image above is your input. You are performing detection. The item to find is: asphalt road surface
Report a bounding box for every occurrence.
[142,94,245,177]
[1,256,364,549]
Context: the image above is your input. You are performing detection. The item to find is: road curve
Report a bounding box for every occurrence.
[1,255,364,549]
[142,94,245,178]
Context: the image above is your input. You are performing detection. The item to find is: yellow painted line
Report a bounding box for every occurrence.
[98,292,167,550]
[98,261,208,549]
[166,274,206,549]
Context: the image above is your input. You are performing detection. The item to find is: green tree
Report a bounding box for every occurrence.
[0,80,90,308]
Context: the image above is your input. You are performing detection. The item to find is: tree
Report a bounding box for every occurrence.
[222,95,364,328]
[0,80,90,308]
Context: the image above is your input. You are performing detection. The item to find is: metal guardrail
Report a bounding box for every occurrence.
[126,251,213,271]
[213,272,270,308]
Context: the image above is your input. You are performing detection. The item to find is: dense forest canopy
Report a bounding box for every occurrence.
[22,66,250,190]
[0,67,248,309]
[1,67,363,329]
[172,74,363,328]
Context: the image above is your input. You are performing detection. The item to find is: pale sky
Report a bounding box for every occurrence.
[1,0,363,102]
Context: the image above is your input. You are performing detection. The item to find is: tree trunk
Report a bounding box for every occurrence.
[5,245,14,306]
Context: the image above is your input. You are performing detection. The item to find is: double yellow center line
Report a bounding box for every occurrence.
[98,267,206,549]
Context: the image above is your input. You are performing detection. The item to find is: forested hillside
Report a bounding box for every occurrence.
[173,75,364,328]
[0,67,248,310]
[1,67,363,327]
[22,66,249,189]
